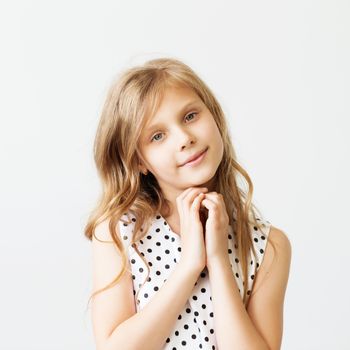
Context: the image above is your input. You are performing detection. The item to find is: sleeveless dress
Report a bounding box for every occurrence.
[118,212,271,350]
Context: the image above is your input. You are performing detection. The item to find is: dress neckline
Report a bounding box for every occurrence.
[157,212,181,239]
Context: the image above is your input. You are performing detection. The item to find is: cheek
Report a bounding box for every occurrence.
[203,116,218,134]
[148,149,175,172]
[205,120,222,144]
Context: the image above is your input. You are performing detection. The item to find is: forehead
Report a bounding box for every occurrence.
[143,86,202,129]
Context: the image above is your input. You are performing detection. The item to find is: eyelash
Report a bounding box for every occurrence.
[150,112,198,142]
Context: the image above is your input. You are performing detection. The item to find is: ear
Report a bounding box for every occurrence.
[137,151,149,175]
[138,163,148,175]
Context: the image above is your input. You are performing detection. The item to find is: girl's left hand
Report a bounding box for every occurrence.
[200,192,230,263]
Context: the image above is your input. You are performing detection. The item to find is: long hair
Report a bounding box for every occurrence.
[84,57,275,310]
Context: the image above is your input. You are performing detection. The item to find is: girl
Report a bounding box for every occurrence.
[84,57,292,350]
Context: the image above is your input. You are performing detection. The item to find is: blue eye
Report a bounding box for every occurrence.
[150,112,198,142]
[151,133,163,142]
[184,112,197,122]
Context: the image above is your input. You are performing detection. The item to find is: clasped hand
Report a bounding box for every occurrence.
[199,191,230,263]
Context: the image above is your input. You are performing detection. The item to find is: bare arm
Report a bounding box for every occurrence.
[102,261,201,350]
[92,188,208,350]
[207,226,291,350]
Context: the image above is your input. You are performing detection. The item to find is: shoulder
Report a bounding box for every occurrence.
[252,224,292,295]
[268,225,292,266]
[93,219,114,242]
[268,224,291,250]
[92,213,135,244]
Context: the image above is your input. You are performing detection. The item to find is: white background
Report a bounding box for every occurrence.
[0,0,349,349]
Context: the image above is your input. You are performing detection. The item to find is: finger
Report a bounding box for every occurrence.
[200,197,217,212]
[191,193,206,218]
[178,186,208,201]
[202,192,222,205]
[176,187,208,218]
[178,187,208,209]
[185,187,208,206]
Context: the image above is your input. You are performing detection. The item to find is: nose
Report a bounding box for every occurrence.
[181,139,195,150]
[176,127,196,150]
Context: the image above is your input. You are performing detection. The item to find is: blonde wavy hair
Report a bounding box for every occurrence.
[84,57,274,310]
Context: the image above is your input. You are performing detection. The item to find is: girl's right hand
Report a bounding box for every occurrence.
[177,186,208,273]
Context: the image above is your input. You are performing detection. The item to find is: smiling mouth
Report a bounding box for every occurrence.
[180,147,208,167]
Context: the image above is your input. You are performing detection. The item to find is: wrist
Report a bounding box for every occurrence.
[178,259,205,276]
[207,254,230,271]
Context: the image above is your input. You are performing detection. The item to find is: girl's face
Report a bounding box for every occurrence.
[138,85,224,197]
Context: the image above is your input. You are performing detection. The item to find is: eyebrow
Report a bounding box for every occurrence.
[145,99,200,133]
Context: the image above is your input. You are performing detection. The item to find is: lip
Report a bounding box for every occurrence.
[180,147,208,167]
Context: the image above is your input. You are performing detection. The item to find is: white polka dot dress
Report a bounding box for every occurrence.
[119,212,271,349]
